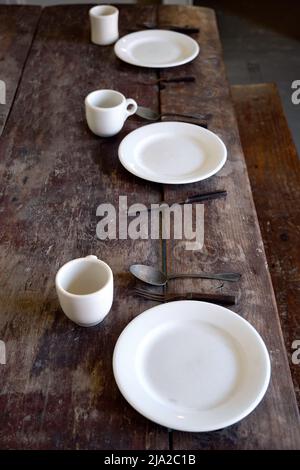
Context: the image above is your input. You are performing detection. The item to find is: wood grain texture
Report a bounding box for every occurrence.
[232,83,300,408]
[0,4,299,450]
[0,5,168,450]
[158,6,300,449]
[0,6,41,136]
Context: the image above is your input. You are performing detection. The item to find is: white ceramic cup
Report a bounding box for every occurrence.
[85,89,137,137]
[55,255,113,327]
[89,5,119,46]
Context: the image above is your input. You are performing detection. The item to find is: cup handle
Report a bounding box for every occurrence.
[125,98,138,119]
[85,255,98,261]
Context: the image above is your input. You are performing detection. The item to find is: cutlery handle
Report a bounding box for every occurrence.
[138,77,196,86]
[167,26,199,34]
[185,190,227,203]
[161,112,206,120]
[136,23,199,34]
[168,272,241,282]
[166,293,236,305]
[162,76,196,84]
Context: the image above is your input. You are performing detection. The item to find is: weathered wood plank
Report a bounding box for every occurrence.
[158,6,300,449]
[1,4,299,450]
[232,83,300,409]
[0,5,168,450]
[0,6,41,136]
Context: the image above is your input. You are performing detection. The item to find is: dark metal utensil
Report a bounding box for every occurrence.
[138,76,196,86]
[127,190,227,215]
[185,190,227,203]
[133,288,237,306]
[136,22,200,34]
[136,106,207,122]
[130,265,241,286]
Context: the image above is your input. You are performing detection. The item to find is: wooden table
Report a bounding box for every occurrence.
[0,5,299,450]
[0,6,41,136]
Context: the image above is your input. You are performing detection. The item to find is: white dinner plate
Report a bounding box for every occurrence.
[114,30,199,68]
[118,122,227,184]
[113,301,271,432]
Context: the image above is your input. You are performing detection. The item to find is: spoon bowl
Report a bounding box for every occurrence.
[130,264,167,286]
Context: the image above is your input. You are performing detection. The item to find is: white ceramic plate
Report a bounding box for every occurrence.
[114,30,199,68]
[113,301,271,432]
[118,122,227,184]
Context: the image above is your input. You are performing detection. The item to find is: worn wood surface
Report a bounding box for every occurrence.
[0,5,299,450]
[0,6,41,136]
[159,6,300,450]
[232,83,300,408]
[0,5,168,450]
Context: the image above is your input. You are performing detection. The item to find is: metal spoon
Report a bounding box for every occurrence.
[136,106,207,122]
[130,264,241,286]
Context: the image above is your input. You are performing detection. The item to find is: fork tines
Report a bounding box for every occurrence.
[133,288,165,301]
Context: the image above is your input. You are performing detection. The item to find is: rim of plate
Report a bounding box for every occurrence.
[113,301,271,432]
[114,30,200,68]
[118,122,227,184]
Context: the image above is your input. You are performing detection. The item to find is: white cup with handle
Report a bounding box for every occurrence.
[55,255,113,327]
[85,89,137,137]
[89,5,119,46]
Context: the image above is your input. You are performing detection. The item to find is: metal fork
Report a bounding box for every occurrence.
[128,23,200,34]
[133,288,237,306]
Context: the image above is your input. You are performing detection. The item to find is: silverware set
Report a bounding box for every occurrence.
[131,264,240,306]
[130,264,240,286]
[130,197,241,306]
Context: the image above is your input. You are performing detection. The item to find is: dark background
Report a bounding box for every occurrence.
[196,0,300,155]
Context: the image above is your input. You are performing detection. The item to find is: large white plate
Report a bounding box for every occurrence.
[114,30,199,68]
[118,122,227,184]
[113,301,271,432]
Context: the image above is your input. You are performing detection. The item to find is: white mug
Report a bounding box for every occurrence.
[89,5,119,46]
[85,89,137,137]
[55,255,113,327]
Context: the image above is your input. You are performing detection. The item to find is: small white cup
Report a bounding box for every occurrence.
[85,89,137,137]
[89,5,119,46]
[55,255,113,327]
